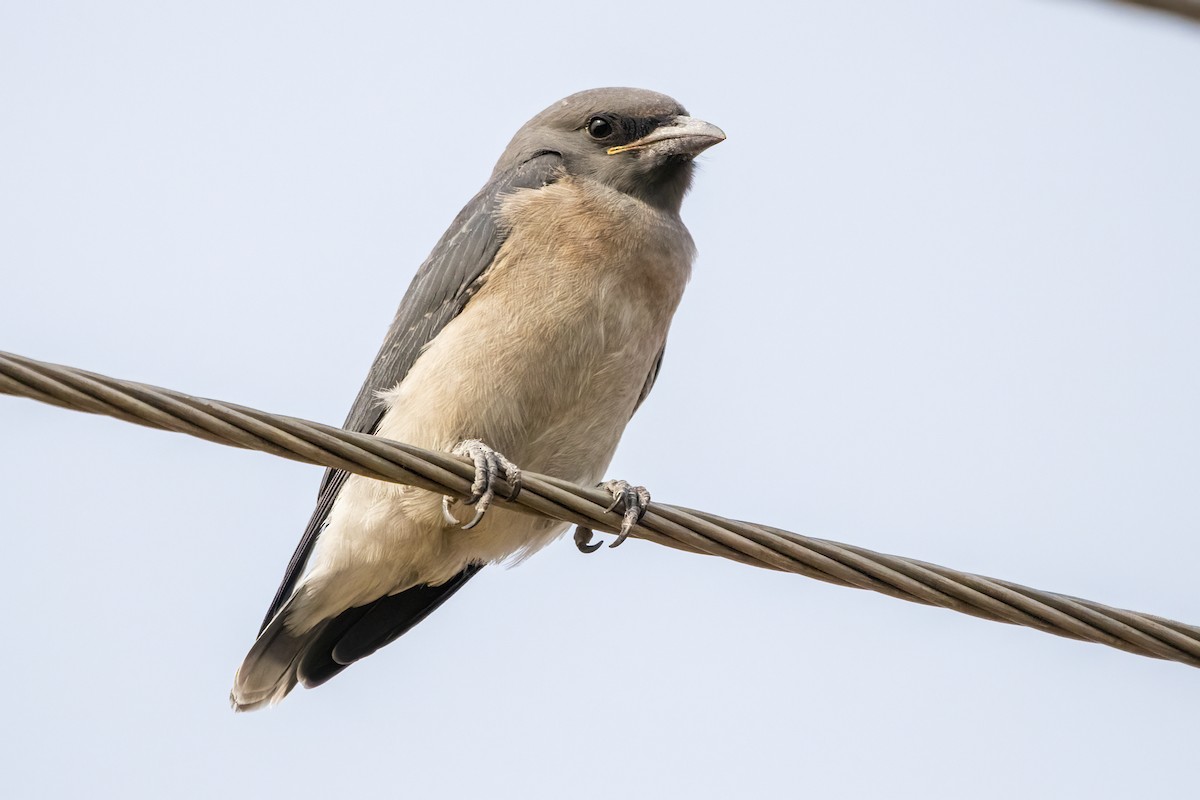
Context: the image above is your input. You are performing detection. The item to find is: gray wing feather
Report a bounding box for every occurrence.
[260,153,563,630]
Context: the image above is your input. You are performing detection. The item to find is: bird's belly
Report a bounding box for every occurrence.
[298,251,684,618]
[387,271,670,477]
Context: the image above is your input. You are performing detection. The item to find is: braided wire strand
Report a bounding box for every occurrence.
[2,350,1198,669]
[1111,0,1200,23]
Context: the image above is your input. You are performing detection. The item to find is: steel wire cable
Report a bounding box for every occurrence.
[3,350,1198,669]
[1112,0,1200,23]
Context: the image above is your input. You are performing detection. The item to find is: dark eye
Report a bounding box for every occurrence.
[587,116,614,140]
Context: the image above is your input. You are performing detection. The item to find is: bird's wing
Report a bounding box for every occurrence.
[259,152,564,630]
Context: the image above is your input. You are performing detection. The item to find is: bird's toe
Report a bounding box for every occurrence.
[444,439,522,530]
[574,479,651,552]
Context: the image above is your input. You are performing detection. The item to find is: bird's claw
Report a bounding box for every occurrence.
[441,439,521,530]
[574,479,651,553]
[573,527,603,553]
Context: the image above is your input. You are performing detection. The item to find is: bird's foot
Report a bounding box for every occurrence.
[574,479,651,553]
[441,439,522,530]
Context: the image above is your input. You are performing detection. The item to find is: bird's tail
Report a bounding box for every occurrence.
[230,609,319,711]
[231,564,482,711]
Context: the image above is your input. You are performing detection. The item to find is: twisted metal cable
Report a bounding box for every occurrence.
[1110,0,1200,23]
[2,350,1199,669]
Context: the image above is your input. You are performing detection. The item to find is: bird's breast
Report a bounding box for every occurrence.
[379,177,694,483]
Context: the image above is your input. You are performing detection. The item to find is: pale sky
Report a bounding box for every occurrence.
[2,2,1198,798]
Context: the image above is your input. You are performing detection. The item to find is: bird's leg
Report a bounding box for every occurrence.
[441,439,522,530]
[574,479,651,553]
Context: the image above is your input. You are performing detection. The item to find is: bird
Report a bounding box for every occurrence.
[231,87,724,710]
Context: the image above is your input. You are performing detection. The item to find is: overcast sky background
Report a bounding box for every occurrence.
[2,2,1199,798]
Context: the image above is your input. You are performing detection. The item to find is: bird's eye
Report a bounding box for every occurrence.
[587,116,614,140]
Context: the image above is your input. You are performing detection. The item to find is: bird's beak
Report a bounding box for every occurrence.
[607,116,726,157]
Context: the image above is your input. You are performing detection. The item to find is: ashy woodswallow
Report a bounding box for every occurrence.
[232,87,724,710]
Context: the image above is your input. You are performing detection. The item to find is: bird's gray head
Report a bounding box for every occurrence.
[494,87,725,213]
